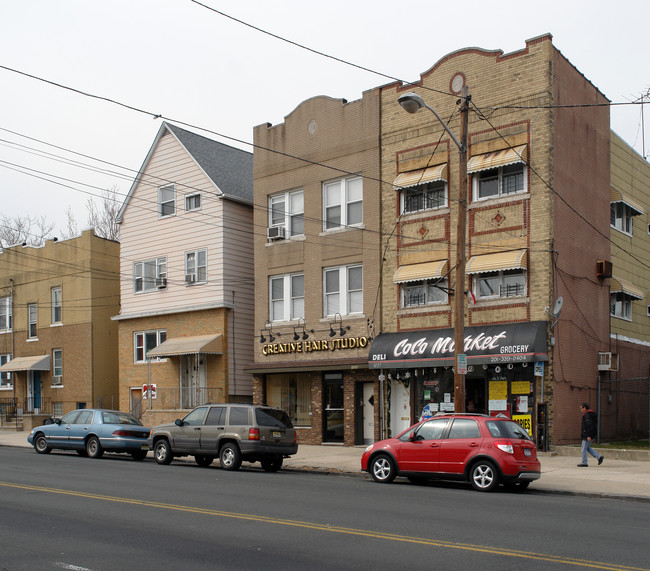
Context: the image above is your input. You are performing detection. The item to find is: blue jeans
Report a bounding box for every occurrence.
[581,439,601,464]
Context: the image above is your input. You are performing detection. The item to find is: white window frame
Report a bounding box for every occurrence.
[51,287,62,324]
[269,189,304,237]
[0,296,11,332]
[134,257,167,293]
[134,330,167,363]
[28,303,37,339]
[401,278,449,307]
[158,184,176,218]
[610,293,632,321]
[269,273,304,322]
[53,349,63,384]
[473,270,527,300]
[323,264,363,317]
[323,176,363,230]
[0,353,12,388]
[472,163,526,201]
[185,193,201,212]
[401,181,447,214]
[185,249,207,284]
[610,202,635,235]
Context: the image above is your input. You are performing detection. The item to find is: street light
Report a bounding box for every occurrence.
[398,88,469,413]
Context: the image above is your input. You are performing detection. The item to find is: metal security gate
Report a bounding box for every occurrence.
[597,377,649,445]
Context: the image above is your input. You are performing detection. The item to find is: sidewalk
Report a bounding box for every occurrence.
[3,430,649,501]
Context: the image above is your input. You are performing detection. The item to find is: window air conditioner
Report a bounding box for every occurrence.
[155,277,167,289]
[52,375,63,386]
[596,260,613,278]
[597,352,618,371]
[267,226,286,240]
[185,273,196,284]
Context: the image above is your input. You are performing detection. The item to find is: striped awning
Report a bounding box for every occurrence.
[0,355,50,372]
[394,259,449,284]
[146,334,223,358]
[610,276,644,300]
[467,145,527,173]
[394,163,448,189]
[610,187,644,216]
[466,250,527,274]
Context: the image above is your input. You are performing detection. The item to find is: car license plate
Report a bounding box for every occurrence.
[524,448,532,457]
[273,431,282,438]
[141,444,149,450]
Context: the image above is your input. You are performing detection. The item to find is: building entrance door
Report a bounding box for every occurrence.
[28,371,42,413]
[180,355,207,409]
[323,373,344,443]
[362,383,375,444]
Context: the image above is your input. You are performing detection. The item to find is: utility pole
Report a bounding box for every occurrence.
[454,86,469,413]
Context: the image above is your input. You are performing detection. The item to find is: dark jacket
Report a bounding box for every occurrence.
[581,409,597,439]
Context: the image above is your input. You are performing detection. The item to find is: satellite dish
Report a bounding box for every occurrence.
[552,297,564,316]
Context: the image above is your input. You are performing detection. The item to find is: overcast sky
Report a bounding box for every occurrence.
[1,0,648,235]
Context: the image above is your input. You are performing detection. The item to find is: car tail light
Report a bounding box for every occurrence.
[494,440,514,454]
[248,427,260,440]
[113,430,144,438]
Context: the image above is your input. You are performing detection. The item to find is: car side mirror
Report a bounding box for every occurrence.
[409,432,416,442]
[175,419,184,427]
[54,418,62,425]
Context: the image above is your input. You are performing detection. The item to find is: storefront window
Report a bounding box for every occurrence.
[266,373,311,427]
[414,368,455,421]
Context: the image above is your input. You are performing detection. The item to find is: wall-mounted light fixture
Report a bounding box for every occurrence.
[259,320,278,344]
[293,317,312,341]
[328,313,350,337]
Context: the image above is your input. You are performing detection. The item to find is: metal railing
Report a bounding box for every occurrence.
[134,387,225,418]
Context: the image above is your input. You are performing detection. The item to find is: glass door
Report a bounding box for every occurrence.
[323,373,344,443]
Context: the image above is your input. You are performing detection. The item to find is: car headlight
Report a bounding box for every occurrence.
[364,444,374,452]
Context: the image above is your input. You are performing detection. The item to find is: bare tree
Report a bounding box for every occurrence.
[60,206,80,240]
[86,186,120,242]
[0,214,55,249]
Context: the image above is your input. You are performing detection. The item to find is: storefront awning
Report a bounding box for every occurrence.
[394,259,449,284]
[610,187,644,216]
[368,321,548,369]
[394,163,448,189]
[0,355,50,372]
[466,249,527,274]
[610,276,644,300]
[467,144,527,173]
[146,334,223,358]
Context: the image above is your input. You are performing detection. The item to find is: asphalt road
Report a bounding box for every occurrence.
[1,447,648,570]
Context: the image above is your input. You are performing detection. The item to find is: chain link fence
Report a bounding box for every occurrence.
[597,377,649,445]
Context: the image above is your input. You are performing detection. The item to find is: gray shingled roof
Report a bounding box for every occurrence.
[165,123,253,204]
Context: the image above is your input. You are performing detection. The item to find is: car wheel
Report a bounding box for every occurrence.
[261,456,283,472]
[470,460,499,492]
[154,439,173,465]
[370,454,396,483]
[131,451,148,461]
[505,480,531,492]
[33,433,51,454]
[220,443,242,471]
[195,455,213,467]
[407,476,428,486]
[86,436,104,459]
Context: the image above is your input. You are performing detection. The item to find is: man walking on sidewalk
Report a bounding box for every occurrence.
[578,402,604,467]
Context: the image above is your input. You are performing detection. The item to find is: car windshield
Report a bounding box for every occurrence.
[486,419,531,441]
[102,411,143,426]
[255,408,293,428]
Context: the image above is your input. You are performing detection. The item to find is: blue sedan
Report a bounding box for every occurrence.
[28,409,151,460]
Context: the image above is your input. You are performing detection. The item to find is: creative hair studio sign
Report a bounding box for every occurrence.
[368,321,548,368]
[262,336,369,356]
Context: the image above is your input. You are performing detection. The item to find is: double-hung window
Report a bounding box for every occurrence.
[51,287,62,324]
[473,163,526,200]
[28,303,37,338]
[52,349,63,385]
[134,330,167,363]
[158,185,175,217]
[0,297,11,331]
[610,202,637,235]
[474,270,526,299]
[134,258,167,292]
[402,181,447,214]
[610,293,632,320]
[269,190,304,237]
[185,193,201,212]
[324,265,363,316]
[185,249,207,284]
[323,176,363,230]
[401,278,448,307]
[0,354,11,388]
[270,274,304,322]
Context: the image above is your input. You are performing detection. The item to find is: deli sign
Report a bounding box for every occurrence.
[368,321,548,369]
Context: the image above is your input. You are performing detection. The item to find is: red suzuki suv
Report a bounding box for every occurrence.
[361,413,541,492]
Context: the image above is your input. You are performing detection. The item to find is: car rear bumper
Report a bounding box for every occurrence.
[240,442,298,457]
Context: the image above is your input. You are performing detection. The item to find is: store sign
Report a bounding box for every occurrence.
[368,322,548,369]
[262,336,369,356]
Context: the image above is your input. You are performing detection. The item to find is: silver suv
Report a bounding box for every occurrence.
[149,404,298,471]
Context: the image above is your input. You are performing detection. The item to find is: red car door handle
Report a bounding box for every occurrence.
[469,442,479,447]
[430,443,440,448]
